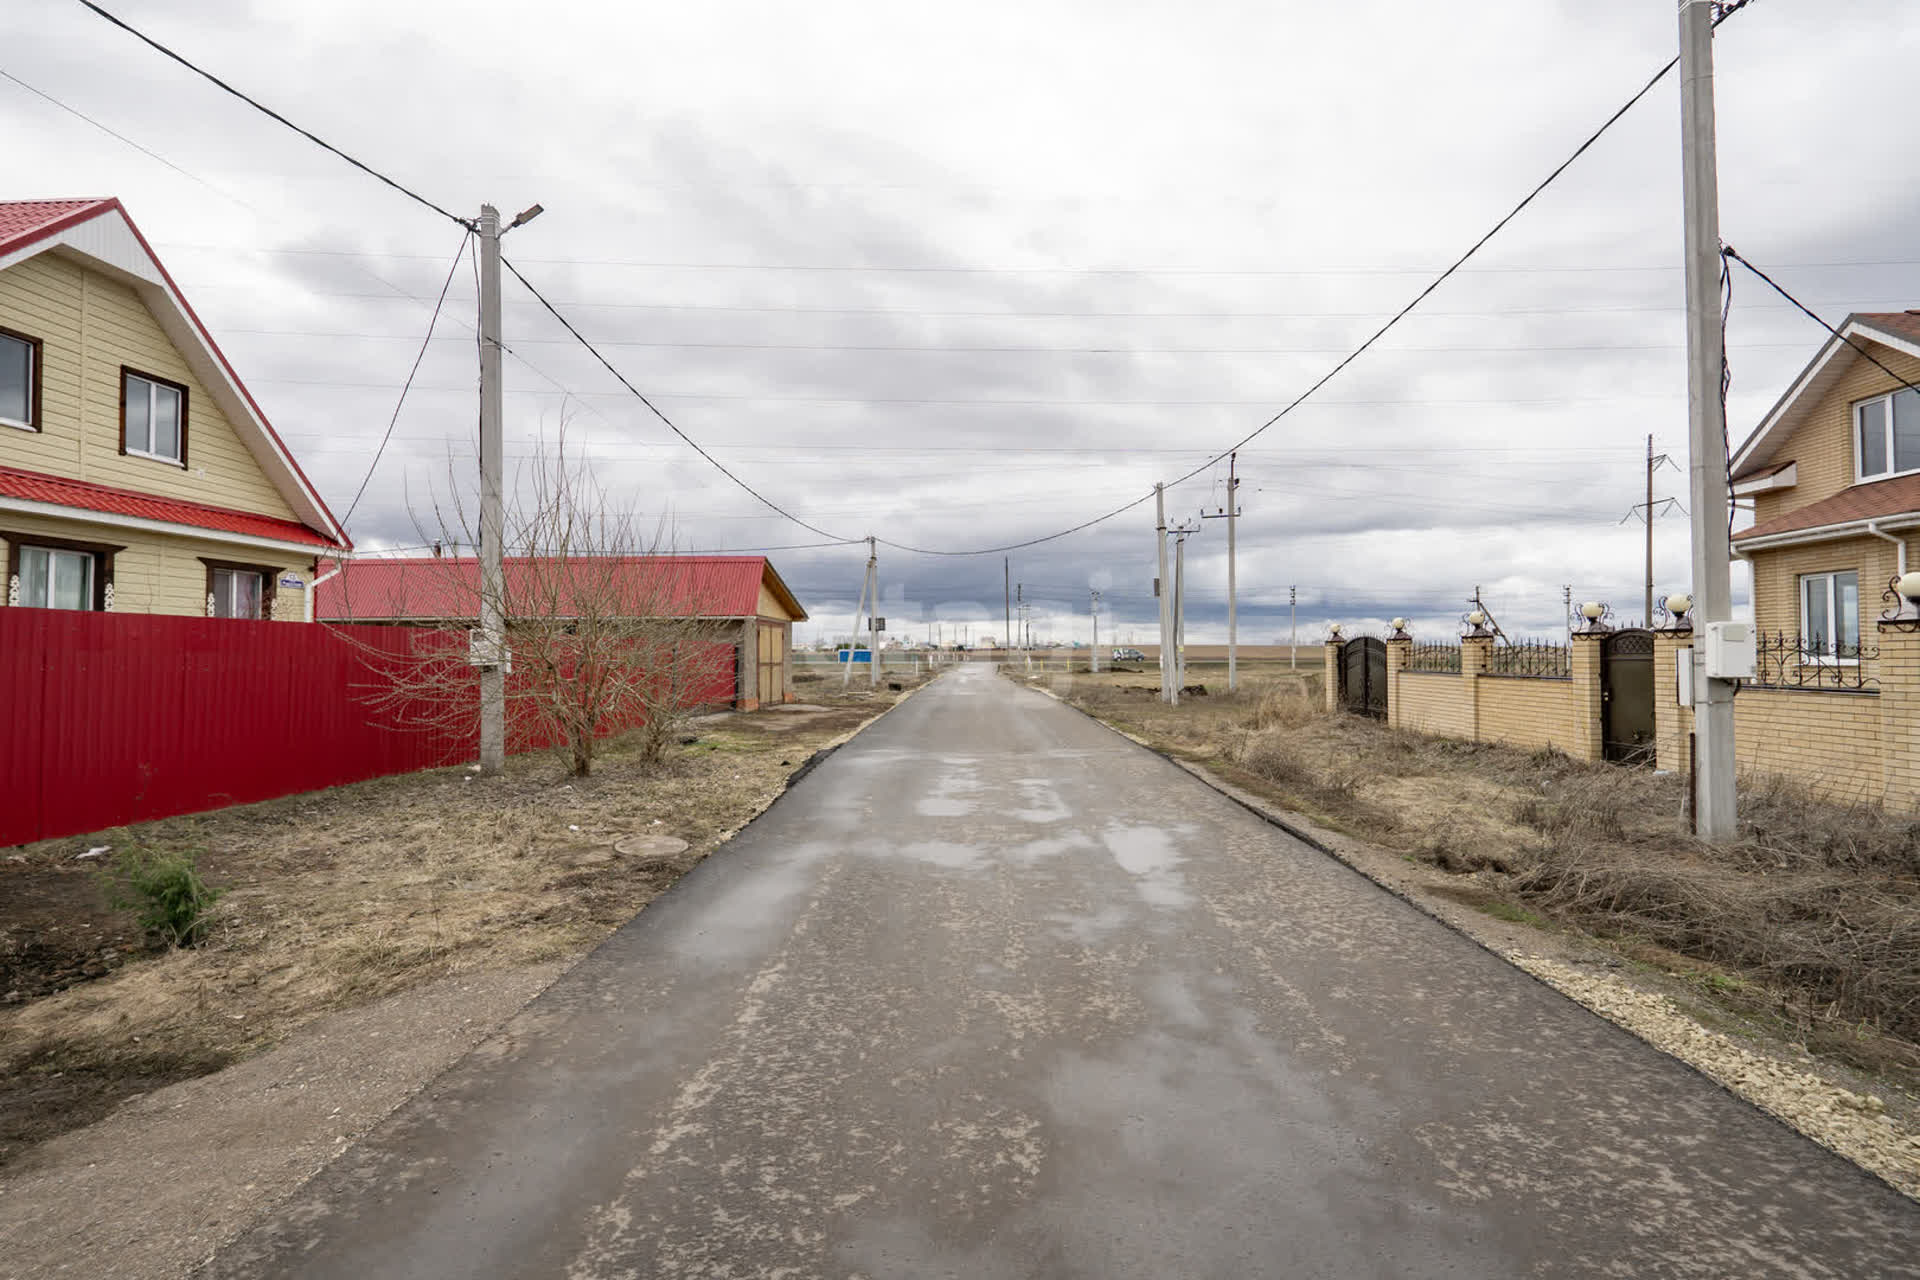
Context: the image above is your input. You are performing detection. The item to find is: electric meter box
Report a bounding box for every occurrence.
[1701,621,1756,679]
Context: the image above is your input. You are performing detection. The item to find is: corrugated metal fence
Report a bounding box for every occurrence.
[0,611,734,847]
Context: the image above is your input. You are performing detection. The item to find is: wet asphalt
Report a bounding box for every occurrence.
[202,665,1919,1279]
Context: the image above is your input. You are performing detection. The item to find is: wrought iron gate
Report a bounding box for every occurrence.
[1340,636,1387,719]
[1601,628,1655,764]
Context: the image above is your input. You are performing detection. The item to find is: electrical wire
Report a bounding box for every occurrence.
[341,229,473,526]
[72,0,472,231]
[1720,246,1920,400]
[498,254,862,547]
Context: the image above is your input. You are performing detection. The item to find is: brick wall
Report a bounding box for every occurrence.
[1384,634,1602,761]
[1654,622,1920,808]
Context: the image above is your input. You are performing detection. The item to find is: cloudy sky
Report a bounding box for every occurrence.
[7,0,1917,646]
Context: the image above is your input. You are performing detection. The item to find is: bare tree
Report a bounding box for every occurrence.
[333,430,734,777]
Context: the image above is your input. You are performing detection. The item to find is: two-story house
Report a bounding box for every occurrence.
[0,198,347,619]
[1729,312,1920,673]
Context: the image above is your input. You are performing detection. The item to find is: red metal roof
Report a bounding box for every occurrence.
[0,465,342,549]
[316,555,807,621]
[0,199,118,257]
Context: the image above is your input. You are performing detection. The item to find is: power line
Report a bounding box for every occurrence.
[497,254,861,547]
[1720,246,1920,401]
[341,229,473,526]
[72,0,471,230]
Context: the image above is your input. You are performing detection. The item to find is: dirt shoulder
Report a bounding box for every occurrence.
[1033,666,1920,1201]
[0,670,928,1278]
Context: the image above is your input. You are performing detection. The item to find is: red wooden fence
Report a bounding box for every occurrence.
[0,611,735,847]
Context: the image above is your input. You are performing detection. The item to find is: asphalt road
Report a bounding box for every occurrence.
[205,665,1918,1279]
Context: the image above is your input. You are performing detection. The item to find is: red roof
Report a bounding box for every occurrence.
[1854,312,1920,347]
[0,465,342,549]
[0,199,117,257]
[1735,472,1920,543]
[316,555,806,622]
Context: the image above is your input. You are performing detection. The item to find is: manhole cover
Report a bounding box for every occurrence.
[615,834,690,860]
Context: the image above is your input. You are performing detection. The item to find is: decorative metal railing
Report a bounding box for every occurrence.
[1743,631,1878,692]
[1484,639,1572,678]
[1406,643,1461,673]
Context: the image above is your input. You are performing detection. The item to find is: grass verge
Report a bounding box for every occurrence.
[0,672,924,1166]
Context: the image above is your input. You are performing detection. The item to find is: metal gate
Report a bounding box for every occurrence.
[1601,628,1656,764]
[1340,636,1387,719]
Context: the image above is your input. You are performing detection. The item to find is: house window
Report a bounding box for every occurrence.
[1799,570,1860,662]
[210,567,262,619]
[0,327,40,431]
[17,546,97,610]
[1854,387,1920,481]
[122,368,187,465]
[201,559,277,620]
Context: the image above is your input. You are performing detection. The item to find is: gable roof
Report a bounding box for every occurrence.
[1730,312,1920,481]
[0,198,348,550]
[315,555,808,622]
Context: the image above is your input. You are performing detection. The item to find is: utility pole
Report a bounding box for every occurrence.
[866,535,879,688]
[1679,0,1737,840]
[1170,520,1199,691]
[1004,558,1011,659]
[1564,584,1574,646]
[473,201,541,775]
[1090,589,1101,673]
[1623,435,1683,624]
[1201,453,1241,691]
[476,204,506,775]
[1155,483,1174,704]
[844,540,870,690]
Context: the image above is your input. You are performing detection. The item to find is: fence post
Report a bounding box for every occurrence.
[1323,638,1342,712]
[1569,633,1606,762]
[1652,623,1693,773]
[1385,633,1411,728]
[1461,633,1491,742]
[1877,622,1920,809]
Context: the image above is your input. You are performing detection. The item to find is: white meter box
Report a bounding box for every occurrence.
[1701,621,1755,679]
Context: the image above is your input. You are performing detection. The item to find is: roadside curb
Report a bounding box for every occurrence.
[1037,683,1920,1203]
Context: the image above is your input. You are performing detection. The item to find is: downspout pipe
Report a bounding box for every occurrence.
[308,556,344,624]
[1866,520,1908,578]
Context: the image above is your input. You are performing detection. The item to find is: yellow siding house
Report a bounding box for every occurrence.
[0,199,347,620]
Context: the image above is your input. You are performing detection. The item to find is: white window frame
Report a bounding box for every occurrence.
[0,330,35,432]
[18,545,97,611]
[1853,388,1920,482]
[210,566,264,619]
[1798,569,1860,665]
[123,370,186,466]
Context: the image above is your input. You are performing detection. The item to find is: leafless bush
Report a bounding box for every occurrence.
[335,429,731,777]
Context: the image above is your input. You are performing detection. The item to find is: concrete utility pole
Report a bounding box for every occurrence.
[476,205,506,775]
[1201,453,1241,691]
[1170,520,1199,691]
[1679,0,1737,840]
[866,535,879,688]
[1155,484,1175,704]
[1090,589,1101,673]
[843,541,870,691]
[1004,557,1011,660]
[1289,585,1298,670]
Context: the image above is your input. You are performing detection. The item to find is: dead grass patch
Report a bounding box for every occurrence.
[1060,671,1920,1075]
[0,679,922,1165]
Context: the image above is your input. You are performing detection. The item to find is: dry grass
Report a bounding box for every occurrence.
[0,680,919,1164]
[1061,670,1920,1069]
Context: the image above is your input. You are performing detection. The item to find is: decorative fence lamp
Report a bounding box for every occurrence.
[1389,617,1410,639]
[1886,572,1920,627]
[1662,592,1694,630]
[1577,601,1611,634]
[1463,608,1492,638]
[1328,622,1343,640]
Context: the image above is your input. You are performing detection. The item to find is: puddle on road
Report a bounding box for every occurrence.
[1011,777,1072,824]
[1101,823,1190,909]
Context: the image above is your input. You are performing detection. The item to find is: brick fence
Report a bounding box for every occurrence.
[1321,621,1920,809]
